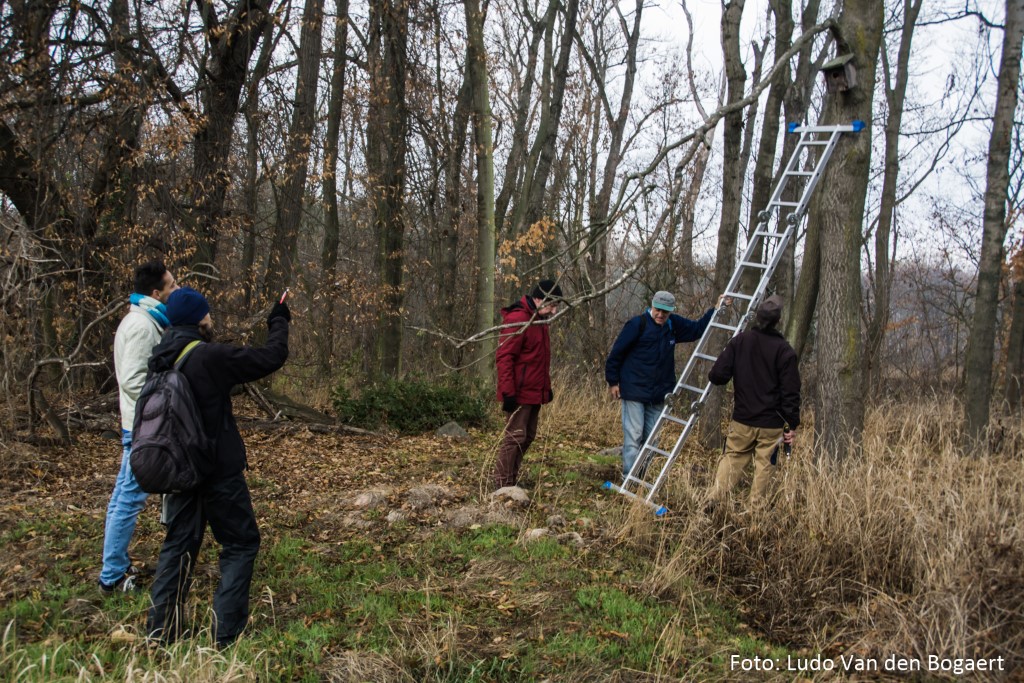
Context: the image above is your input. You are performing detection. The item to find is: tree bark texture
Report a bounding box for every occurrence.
[963,0,1024,440]
[864,0,923,397]
[190,0,273,268]
[265,0,326,297]
[366,0,410,378]
[811,0,883,463]
[465,0,497,381]
[701,0,746,451]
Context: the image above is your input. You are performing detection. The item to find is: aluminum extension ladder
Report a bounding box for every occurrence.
[603,121,864,514]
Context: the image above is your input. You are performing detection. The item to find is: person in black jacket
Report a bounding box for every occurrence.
[708,294,800,503]
[145,287,290,648]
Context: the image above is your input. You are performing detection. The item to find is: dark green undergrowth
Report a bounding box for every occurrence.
[332,375,490,434]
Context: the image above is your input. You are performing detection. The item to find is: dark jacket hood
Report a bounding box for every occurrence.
[148,326,205,373]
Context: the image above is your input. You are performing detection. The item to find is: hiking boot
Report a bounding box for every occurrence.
[99,566,145,595]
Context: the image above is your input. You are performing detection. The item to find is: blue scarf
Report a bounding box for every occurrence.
[129,293,170,329]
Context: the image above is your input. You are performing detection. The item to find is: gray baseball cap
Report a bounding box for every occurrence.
[651,291,676,312]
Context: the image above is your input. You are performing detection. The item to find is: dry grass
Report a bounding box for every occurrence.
[617,399,1024,678]
[544,368,622,446]
[0,621,265,682]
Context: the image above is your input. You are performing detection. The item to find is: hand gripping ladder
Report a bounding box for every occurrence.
[603,121,864,514]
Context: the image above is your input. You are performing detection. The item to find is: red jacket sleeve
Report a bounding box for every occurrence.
[495,314,527,399]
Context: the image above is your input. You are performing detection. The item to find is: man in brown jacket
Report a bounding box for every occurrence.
[708,295,801,502]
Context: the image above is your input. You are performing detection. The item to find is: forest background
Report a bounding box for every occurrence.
[1,0,1022,447]
[1,0,1023,679]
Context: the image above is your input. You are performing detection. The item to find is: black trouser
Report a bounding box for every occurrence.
[147,472,261,646]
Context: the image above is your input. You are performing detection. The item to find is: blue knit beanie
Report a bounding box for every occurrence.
[166,287,210,326]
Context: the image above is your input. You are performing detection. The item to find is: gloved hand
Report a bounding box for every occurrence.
[268,301,291,325]
[502,395,517,413]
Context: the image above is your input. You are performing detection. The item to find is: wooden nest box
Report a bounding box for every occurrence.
[821,54,856,93]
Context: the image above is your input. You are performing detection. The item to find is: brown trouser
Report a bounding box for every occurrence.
[495,404,540,488]
[713,420,784,502]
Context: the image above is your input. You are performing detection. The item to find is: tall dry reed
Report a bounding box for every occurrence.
[613,400,1023,679]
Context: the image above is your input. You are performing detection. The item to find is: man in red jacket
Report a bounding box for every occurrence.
[494,279,563,489]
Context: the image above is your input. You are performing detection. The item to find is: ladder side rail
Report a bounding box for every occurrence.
[621,402,693,494]
[644,414,701,503]
[789,131,844,217]
[766,135,816,207]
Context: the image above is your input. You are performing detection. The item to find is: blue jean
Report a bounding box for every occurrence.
[621,400,663,476]
[100,430,149,586]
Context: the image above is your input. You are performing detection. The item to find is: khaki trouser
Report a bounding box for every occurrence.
[713,420,785,502]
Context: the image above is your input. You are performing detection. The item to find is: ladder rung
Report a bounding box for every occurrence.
[739,260,769,270]
[679,383,706,395]
[753,230,787,239]
[643,446,671,458]
[661,413,691,427]
[787,171,813,176]
[772,201,800,207]
[694,352,718,362]
[623,475,653,489]
[789,123,861,134]
[801,140,830,146]
[723,291,754,300]
[710,322,738,332]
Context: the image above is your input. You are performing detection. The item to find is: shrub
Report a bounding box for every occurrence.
[332,376,489,434]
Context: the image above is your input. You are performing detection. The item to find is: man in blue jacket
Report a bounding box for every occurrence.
[605,291,727,477]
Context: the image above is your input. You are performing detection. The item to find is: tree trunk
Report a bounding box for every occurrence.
[190,0,273,269]
[320,0,351,366]
[239,15,278,314]
[701,0,746,451]
[745,0,793,295]
[864,0,923,397]
[1004,278,1024,411]
[465,0,497,382]
[811,0,883,463]
[438,77,472,337]
[265,0,326,298]
[507,0,579,280]
[583,0,644,353]
[781,0,824,346]
[964,0,1024,440]
[366,0,410,378]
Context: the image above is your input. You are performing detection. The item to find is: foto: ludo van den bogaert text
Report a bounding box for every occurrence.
[730,653,1006,676]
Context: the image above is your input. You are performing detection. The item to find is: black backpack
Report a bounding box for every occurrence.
[130,341,215,493]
